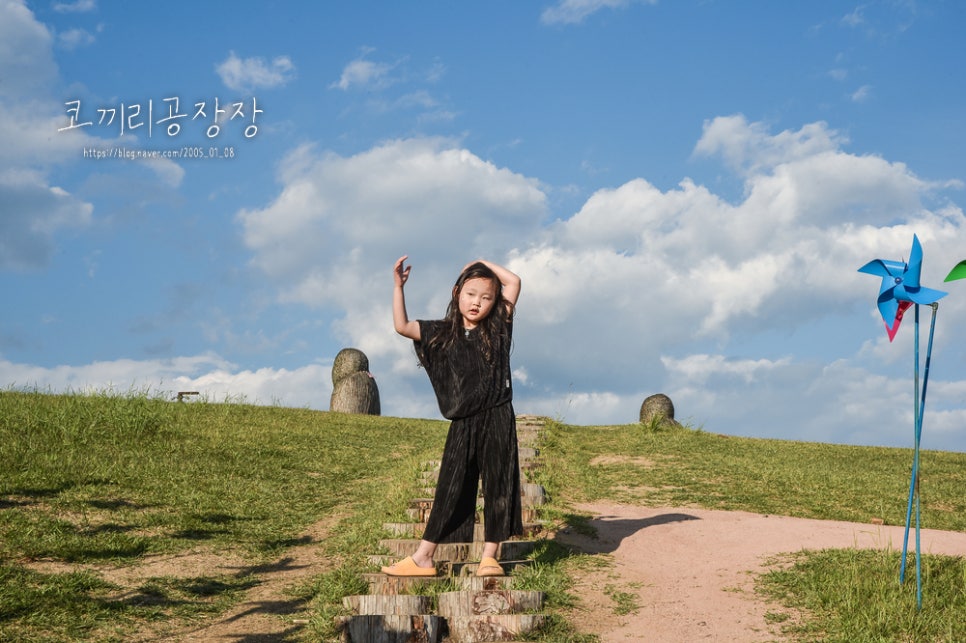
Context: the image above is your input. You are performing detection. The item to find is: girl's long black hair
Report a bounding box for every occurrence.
[429,261,514,360]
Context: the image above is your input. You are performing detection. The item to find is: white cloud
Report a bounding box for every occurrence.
[216,50,295,92]
[841,6,865,28]
[506,116,965,449]
[329,51,452,123]
[540,0,656,25]
[237,136,547,305]
[0,354,335,409]
[693,114,844,176]
[331,57,395,91]
[226,116,966,451]
[851,84,873,102]
[828,68,848,82]
[52,0,96,13]
[57,27,95,50]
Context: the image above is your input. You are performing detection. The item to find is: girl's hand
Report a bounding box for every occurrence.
[394,255,412,287]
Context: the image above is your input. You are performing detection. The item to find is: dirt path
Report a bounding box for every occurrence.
[555,503,966,642]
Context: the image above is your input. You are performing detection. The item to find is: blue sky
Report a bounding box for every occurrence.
[3,0,966,452]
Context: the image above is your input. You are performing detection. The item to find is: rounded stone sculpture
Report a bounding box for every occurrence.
[330,348,381,415]
[639,393,679,427]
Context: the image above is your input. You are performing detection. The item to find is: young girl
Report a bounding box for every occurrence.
[382,255,523,577]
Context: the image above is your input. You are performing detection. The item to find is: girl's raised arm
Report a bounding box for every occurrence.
[393,256,421,340]
[471,259,521,309]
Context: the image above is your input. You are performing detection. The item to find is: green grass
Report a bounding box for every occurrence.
[758,549,966,641]
[0,390,446,641]
[540,420,966,531]
[1,391,964,642]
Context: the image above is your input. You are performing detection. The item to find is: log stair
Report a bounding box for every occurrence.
[336,415,550,642]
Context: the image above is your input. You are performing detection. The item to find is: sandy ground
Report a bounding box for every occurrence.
[555,503,966,642]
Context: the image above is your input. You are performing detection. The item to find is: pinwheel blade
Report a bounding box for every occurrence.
[905,235,924,288]
[886,301,912,342]
[945,260,966,282]
[903,285,948,305]
[858,258,904,278]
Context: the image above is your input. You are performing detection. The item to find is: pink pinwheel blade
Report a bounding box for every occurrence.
[886,301,912,342]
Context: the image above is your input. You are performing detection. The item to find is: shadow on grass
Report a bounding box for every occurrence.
[60,539,152,561]
[1,483,82,508]
[86,498,149,511]
[113,574,259,605]
[169,512,252,541]
[227,555,313,578]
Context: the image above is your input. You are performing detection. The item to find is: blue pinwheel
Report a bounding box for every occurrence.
[858,234,947,341]
[858,234,947,610]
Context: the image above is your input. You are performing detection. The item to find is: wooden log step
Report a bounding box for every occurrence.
[445,614,546,643]
[367,554,394,567]
[454,575,516,591]
[497,540,538,560]
[436,590,544,619]
[379,540,538,562]
[449,559,533,578]
[334,614,443,643]
[342,594,431,616]
[361,574,457,595]
[378,540,472,562]
[359,573,520,595]
[521,483,546,503]
[518,459,543,472]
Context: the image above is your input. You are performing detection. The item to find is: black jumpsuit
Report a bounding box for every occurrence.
[414,318,524,545]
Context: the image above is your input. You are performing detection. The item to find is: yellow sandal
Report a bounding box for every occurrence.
[381,556,437,577]
[476,556,505,577]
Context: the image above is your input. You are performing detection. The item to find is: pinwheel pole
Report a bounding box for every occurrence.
[899,301,938,610]
[858,235,948,611]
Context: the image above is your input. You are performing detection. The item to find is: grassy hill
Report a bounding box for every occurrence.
[1,391,964,641]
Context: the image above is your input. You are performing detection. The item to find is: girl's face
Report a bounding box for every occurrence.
[458,277,498,328]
